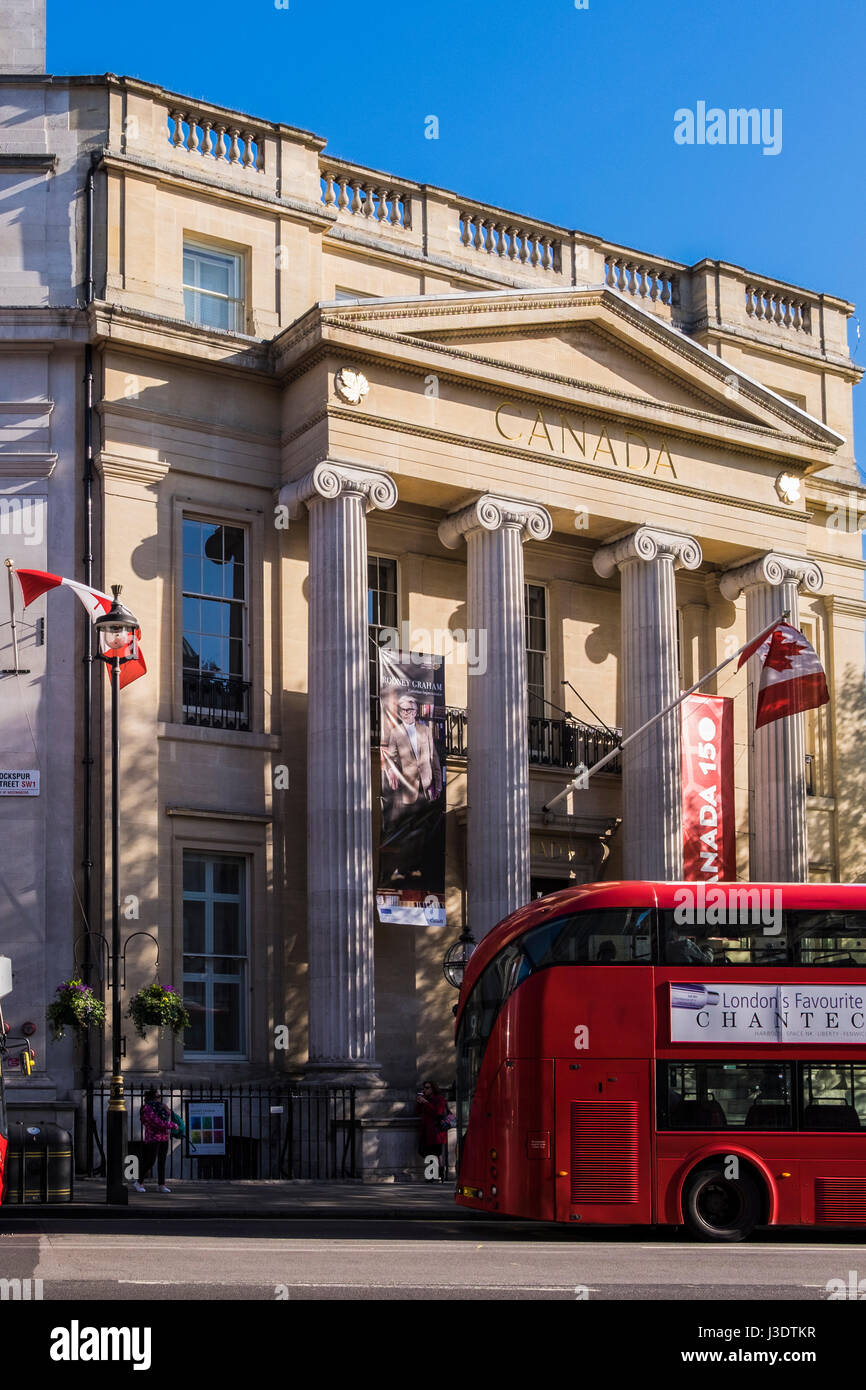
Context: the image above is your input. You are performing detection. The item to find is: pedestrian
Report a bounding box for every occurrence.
[416,1079,447,1182]
[134,1085,178,1194]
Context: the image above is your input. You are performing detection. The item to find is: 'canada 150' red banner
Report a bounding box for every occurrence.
[681,693,735,882]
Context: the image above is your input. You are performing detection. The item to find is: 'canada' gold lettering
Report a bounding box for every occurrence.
[653,438,678,477]
[593,424,620,467]
[495,401,523,441]
[625,431,651,471]
[527,410,554,450]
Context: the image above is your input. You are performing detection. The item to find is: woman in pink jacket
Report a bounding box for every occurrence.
[134,1086,178,1194]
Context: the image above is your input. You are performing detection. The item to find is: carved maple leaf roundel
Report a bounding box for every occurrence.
[335,368,370,404]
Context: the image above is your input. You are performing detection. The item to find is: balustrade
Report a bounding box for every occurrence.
[321,168,412,229]
[745,283,812,333]
[168,110,263,171]
[605,254,678,306]
[457,209,559,271]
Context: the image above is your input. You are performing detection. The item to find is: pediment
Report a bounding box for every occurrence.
[308,287,843,463]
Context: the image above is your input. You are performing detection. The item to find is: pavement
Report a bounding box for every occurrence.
[0,1177,475,1220]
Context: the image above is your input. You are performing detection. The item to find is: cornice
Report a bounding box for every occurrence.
[95,450,170,485]
[822,594,866,618]
[0,453,56,477]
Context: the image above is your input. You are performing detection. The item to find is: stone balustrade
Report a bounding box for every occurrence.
[168,109,264,172]
[604,254,679,307]
[744,281,812,333]
[457,207,560,271]
[321,164,413,229]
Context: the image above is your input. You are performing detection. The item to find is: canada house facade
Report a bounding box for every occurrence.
[1,15,865,1171]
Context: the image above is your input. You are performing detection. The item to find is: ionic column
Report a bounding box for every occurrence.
[439,495,552,938]
[720,553,823,881]
[280,461,398,1077]
[593,526,703,879]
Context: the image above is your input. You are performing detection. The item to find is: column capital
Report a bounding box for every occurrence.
[719,552,824,601]
[438,493,552,550]
[279,461,398,519]
[592,525,702,579]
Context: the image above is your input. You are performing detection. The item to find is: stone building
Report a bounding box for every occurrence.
[1,8,864,1172]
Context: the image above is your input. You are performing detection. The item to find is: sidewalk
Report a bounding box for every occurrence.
[0,1178,485,1220]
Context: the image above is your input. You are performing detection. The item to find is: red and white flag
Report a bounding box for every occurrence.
[736,620,828,728]
[14,568,146,688]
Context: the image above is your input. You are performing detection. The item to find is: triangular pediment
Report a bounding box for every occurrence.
[303,286,843,466]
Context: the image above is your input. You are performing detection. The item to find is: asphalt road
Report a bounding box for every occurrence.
[0,1218,864,1300]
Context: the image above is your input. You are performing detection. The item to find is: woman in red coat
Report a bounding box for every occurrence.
[416,1080,448,1182]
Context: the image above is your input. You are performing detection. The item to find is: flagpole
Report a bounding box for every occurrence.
[4,559,22,675]
[542,609,790,814]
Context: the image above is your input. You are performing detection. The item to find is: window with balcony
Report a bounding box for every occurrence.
[182,519,250,730]
[524,583,547,719]
[368,555,398,709]
[182,852,248,1059]
[183,242,245,333]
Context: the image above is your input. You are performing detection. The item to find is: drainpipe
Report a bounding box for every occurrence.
[81,153,97,1171]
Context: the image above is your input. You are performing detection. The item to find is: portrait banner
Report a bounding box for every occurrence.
[375,650,446,926]
[681,693,735,882]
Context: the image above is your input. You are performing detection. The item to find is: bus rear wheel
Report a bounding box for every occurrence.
[682,1164,762,1242]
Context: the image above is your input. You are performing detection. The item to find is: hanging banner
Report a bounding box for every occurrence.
[681,693,735,882]
[376,650,446,926]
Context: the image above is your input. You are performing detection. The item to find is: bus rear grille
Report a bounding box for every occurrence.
[570,1101,639,1204]
[815,1178,866,1224]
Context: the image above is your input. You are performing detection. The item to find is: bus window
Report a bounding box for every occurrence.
[790,912,866,967]
[658,1061,793,1129]
[802,1063,865,1130]
[527,908,653,966]
[658,911,790,967]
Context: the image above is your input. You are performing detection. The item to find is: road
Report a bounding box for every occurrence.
[0,1217,863,1299]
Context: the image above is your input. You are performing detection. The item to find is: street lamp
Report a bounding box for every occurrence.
[94,585,139,1206]
[443,926,476,991]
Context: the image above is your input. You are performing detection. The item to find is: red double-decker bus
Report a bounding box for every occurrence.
[454,881,866,1240]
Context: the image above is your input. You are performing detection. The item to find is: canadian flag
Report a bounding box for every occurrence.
[14,569,146,688]
[737,620,828,728]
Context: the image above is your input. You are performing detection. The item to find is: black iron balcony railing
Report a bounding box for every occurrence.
[183,671,251,732]
[370,698,621,774]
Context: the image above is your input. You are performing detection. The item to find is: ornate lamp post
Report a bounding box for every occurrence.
[443,926,476,992]
[94,586,139,1206]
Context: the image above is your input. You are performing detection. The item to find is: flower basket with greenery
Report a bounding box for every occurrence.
[126,983,190,1039]
[46,979,106,1042]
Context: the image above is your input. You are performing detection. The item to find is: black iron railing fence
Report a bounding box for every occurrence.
[182,672,251,732]
[87,1083,357,1180]
[370,698,621,773]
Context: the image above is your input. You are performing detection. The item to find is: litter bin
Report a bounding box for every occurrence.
[3,1122,74,1204]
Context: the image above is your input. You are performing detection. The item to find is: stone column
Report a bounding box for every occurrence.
[281,461,398,1078]
[593,526,703,880]
[720,553,823,881]
[438,495,552,938]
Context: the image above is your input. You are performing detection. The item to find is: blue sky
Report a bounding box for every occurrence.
[48,0,866,456]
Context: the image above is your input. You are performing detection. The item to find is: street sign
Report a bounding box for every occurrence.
[0,770,39,796]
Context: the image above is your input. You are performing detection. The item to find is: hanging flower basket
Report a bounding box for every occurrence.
[46,979,106,1042]
[126,983,190,1039]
